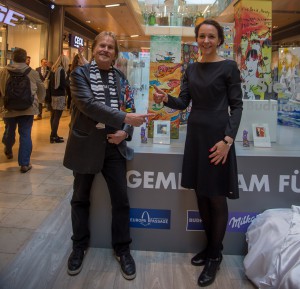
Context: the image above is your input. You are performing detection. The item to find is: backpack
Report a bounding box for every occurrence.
[4,67,34,110]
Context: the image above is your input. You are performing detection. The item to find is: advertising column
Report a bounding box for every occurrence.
[234,0,272,101]
[147,35,182,139]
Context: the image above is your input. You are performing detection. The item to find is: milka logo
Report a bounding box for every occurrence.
[228,214,256,229]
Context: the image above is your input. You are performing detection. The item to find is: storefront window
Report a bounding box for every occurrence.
[6,16,48,69]
[0,25,7,68]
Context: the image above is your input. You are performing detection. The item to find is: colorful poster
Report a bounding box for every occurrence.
[219,23,234,60]
[234,0,272,100]
[180,43,200,124]
[277,47,300,128]
[148,36,182,139]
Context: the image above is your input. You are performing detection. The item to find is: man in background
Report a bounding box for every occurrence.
[26,56,31,66]
[36,58,50,119]
[0,48,45,173]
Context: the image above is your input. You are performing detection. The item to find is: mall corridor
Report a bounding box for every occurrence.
[0,110,256,289]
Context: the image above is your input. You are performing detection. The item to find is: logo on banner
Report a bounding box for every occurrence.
[227,212,258,232]
[130,208,171,229]
[0,5,25,26]
[69,34,84,48]
[186,210,204,231]
[186,210,257,232]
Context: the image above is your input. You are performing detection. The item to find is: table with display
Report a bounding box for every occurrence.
[89,122,300,255]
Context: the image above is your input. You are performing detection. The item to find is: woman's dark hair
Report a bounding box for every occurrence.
[12,48,27,63]
[194,19,224,47]
[70,54,80,71]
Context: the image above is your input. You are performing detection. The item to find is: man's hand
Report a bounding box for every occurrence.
[124,113,154,127]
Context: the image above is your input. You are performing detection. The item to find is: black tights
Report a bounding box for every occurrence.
[196,193,228,259]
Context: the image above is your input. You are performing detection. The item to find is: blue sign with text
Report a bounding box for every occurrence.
[186,210,258,232]
[130,208,171,229]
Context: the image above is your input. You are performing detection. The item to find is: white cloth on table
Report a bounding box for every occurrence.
[244,205,300,289]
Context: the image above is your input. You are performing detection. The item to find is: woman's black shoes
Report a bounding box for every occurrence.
[50,136,64,143]
[198,255,223,287]
[191,250,207,266]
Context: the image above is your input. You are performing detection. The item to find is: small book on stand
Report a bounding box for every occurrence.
[252,123,271,148]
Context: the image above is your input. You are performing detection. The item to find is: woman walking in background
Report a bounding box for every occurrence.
[49,55,69,143]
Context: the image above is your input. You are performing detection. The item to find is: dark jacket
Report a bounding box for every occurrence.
[63,63,134,174]
[36,66,51,82]
[49,69,66,97]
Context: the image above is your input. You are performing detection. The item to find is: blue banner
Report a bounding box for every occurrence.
[186,210,258,232]
[130,208,171,229]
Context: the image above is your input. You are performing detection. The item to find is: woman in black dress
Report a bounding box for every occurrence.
[154,19,243,287]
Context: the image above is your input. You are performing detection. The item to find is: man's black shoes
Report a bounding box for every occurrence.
[67,248,86,276]
[115,252,136,280]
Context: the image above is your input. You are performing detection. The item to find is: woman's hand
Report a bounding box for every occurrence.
[208,139,232,165]
[153,85,168,104]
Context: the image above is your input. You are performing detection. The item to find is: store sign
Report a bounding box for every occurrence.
[0,5,25,26]
[69,34,84,48]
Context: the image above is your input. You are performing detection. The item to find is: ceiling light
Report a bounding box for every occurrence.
[130,35,139,38]
[86,20,91,23]
[105,4,120,8]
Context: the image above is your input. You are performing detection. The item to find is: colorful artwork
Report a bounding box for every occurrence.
[150,36,181,64]
[148,36,182,139]
[234,1,273,100]
[148,62,181,138]
[180,43,199,124]
[219,23,234,60]
[277,47,300,128]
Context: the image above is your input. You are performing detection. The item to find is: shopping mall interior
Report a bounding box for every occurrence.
[1,0,300,288]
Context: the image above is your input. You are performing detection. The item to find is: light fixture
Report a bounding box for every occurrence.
[105,4,120,8]
[33,24,37,29]
[28,22,33,28]
[130,35,139,38]
[86,20,91,23]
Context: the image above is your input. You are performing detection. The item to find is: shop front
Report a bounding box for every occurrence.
[0,1,49,69]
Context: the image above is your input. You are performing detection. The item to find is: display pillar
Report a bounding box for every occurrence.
[49,5,65,63]
[147,36,182,139]
[234,0,272,100]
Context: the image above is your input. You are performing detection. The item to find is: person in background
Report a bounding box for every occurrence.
[36,58,51,119]
[48,55,69,143]
[63,31,151,280]
[65,64,72,110]
[0,48,45,173]
[153,19,243,287]
[26,56,31,66]
[66,54,85,111]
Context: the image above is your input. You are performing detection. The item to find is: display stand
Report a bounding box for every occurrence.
[236,99,277,142]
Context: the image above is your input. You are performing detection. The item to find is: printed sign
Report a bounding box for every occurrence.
[130,208,171,229]
[186,210,258,233]
[0,5,25,26]
[69,34,84,48]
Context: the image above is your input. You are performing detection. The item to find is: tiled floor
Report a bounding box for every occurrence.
[0,110,73,272]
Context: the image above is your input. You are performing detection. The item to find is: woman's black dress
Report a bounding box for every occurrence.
[166,60,243,199]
